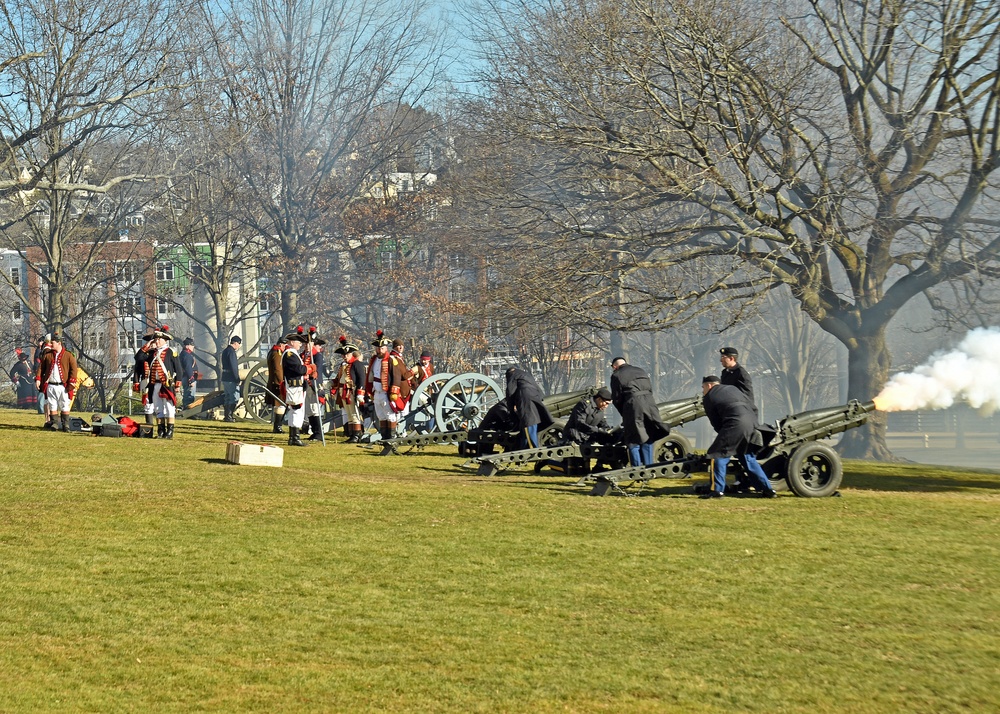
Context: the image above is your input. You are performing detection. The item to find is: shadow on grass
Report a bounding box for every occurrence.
[200,458,230,465]
[0,422,48,432]
[844,472,1000,493]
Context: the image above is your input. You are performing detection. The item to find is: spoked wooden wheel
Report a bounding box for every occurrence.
[240,358,272,423]
[434,373,503,432]
[405,372,454,435]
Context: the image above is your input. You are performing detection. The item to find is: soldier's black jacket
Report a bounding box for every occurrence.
[564,395,611,444]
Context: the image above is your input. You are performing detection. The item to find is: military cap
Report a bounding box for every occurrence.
[719,347,739,357]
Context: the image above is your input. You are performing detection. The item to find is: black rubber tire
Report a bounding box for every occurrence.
[654,433,692,462]
[785,443,843,498]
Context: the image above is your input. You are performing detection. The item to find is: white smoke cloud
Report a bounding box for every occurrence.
[874,327,1000,413]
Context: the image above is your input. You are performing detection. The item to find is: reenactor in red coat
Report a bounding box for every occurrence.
[266,337,288,433]
[145,326,183,439]
[365,331,411,441]
[332,336,367,443]
[34,331,79,432]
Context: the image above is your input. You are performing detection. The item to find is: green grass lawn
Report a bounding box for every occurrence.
[0,408,997,712]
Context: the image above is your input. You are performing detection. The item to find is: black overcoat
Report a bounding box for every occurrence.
[564,396,611,444]
[703,383,759,459]
[721,363,754,401]
[505,368,553,430]
[610,363,670,445]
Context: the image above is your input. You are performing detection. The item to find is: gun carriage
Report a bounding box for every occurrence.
[474,395,706,476]
[376,385,596,456]
[589,400,876,498]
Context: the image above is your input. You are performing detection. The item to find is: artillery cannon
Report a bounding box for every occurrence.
[589,399,876,498]
[376,386,596,456]
[474,395,706,476]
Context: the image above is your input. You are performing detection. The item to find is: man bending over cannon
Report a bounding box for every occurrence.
[700,375,776,499]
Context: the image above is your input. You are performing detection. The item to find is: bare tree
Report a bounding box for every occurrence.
[464,0,1000,458]
[203,0,447,331]
[0,0,191,335]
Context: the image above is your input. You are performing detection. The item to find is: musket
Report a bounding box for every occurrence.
[259,383,288,408]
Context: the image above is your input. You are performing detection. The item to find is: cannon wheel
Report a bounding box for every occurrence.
[405,372,455,434]
[785,443,843,497]
[434,373,503,432]
[538,424,564,446]
[241,358,273,424]
[654,433,692,462]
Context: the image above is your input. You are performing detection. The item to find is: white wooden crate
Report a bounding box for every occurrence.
[226,441,284,468]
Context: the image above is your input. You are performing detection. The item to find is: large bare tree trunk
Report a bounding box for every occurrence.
[839,331,895,460]
[281,289,298,334]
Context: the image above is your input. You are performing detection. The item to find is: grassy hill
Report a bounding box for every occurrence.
[0,409,997,712]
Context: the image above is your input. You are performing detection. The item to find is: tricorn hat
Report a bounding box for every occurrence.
[153,325,173,340]
[720,347,739,358]
[334,334,359,355]
[286,325,307,344]
[370,329,391,348]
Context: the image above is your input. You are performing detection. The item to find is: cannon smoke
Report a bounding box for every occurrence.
[873,327,1000,414]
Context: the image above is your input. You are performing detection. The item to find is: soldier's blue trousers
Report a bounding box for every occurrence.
[713,453,772,494]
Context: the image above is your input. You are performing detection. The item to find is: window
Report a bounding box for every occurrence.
[155,261,174,281]
[156,297,173,316]
[12,302,22,322]
[119,330,143,352]
[84,332,103,352]
[116,262,138,285]
[118,294,142,315]
[9,267,19,287]
[258,293,272,313]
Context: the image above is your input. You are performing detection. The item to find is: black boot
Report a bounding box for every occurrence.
[300,417,311,437]
[346,424,360,444]
[288,426,305,447]
[307,416,323,440]
[60,413,71,432]
[272,412,284,434]
[165,424,175,440]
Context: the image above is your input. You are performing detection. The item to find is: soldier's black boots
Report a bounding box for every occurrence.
[158,423,167,438]
[272,412,284,434]
[346,424,360,444]
[60,413,71,432]
[288,427,305,447]
[165,424,175,440]
[307,416,323,440]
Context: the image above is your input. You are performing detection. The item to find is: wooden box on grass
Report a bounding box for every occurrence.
[226,441,284,468]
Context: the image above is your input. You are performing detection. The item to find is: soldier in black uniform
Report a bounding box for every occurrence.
[504,366,553,448]
[563,387,616,444]
[719,347,756,412]
[536,387,618,473]
[179,337,198,409]
[610,357,670,466]
[700,375,776,499]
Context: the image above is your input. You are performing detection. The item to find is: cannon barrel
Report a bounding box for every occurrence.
[772,399,875,449]
[657,395,706,428]
[542,387,597,419]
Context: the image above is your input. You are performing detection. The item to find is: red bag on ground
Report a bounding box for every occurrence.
[118,416,139,437]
